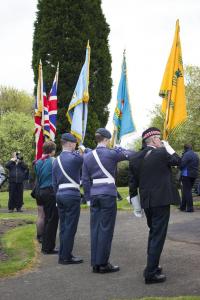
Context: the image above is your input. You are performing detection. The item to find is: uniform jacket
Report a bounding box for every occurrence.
[52,150,83,197]
[5,160,28,183]
[129,146,181,209]
[180,149,199,178]
[82,146,134,200]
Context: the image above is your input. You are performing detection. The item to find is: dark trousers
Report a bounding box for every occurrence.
[8,182,24,210]
[144,205,170,279]
[40,187,58,252]
[181,176,195,211]
[90,195,117,266]
[56,194,81,260]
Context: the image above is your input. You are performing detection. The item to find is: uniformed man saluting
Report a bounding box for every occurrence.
[82,128,134,273]
[52,133,83,265]
[129,127,181,284]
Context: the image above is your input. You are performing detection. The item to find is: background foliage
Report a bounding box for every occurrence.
[32,0,112,149]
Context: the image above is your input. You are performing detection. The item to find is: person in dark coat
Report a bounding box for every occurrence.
[52,133,83,265]
[129,127,181,284]
[82,128,134,274]
[5,152,29,212]
[180,144,199,212]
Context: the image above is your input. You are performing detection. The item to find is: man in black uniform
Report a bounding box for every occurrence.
[129,127,181,284]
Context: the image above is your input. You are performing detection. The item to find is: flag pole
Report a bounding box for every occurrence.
[163,90,171,140]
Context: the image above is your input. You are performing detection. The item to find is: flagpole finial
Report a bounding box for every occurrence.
[87,40,90,48]
[39,59,42,65]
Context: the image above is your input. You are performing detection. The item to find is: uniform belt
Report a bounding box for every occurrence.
[59,183,80,190]
[93,178,115,184]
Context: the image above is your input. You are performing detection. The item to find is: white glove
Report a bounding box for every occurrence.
[78,145,86,154]
[130,195,144,218]
[87,201,90,207]
[162,140,175,155]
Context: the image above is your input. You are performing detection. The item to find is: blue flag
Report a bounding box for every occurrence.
[113,52,135,143]
[67,41,90,142]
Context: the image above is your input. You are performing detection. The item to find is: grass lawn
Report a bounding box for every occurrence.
[0,188,199,211]
[0,187,132,210]
[0,222,37,277]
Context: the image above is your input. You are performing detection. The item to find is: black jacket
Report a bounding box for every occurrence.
[5,160,28,183]
[180,149,199,178]
[129,146,181,209]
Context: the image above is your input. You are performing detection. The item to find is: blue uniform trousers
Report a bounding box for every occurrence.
[90,195,117,266]
[56,194,81,260]
[144,205,170,279]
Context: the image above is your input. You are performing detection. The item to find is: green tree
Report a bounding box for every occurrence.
[0,112,34,165]
[32,0,112,148]
[150,65,200,153]
[0,86,34,117]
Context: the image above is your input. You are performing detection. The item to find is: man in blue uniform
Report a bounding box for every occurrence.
[82,128,134,273]
[52,133,83,265]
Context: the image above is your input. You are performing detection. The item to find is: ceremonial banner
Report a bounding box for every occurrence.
[34,60,44,160]
[43,83,50,140]
[159,20,187,140]
[67,41,90,143]
[112,51,135,145]
[49,63,59,141]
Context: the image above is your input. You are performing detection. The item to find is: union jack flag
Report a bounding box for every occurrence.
[43,83,50,140]
[48,63,59,141]
[34,60,44,160]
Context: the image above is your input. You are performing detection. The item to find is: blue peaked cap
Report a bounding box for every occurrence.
[61,133,77,143]
[96,128,111,139]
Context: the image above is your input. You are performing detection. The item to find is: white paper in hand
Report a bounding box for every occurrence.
[131,196,144,218]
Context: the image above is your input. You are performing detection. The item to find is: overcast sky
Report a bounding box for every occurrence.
[0,0,200,138]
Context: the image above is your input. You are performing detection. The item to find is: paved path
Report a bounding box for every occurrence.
[0,208,200,300]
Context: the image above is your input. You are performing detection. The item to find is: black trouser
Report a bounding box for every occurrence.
[8,182,24,210]
[90,195,117,266]
[181,176,195,211]
[40,187,59,252]
[144,205,170,279]
[56,194,81,261]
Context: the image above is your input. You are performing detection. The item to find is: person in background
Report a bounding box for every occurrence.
[180,144,199,212]
[129,127,181,284]
[52,133,84,265]
[0,161,6,188]
[5,152,28,212]
[35,141,58,254]
[82,128,134,274]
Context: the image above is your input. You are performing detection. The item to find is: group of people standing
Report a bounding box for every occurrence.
[2,126,198,284]
[32,126,199,285]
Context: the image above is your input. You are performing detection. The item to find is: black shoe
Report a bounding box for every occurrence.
[58,256,83,265]
[42,249,58,255]
[186,209,194,212]
[17,209,23,212]
[156,265,163,275]
[92,265,100,273]
[179,207,186,212]
[145,273,166,284]
[98,263,120,273]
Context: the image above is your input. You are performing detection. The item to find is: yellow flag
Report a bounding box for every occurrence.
[159,20,187,140]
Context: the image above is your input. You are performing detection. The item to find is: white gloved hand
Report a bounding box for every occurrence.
[87,201,90,207]
[162,140,175,155]
[126,196,131,204]
[130,195,144,218]
[78,145,86,154]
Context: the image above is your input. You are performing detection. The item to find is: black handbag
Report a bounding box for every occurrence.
[31,180,40,199]
[31,160,45,199]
